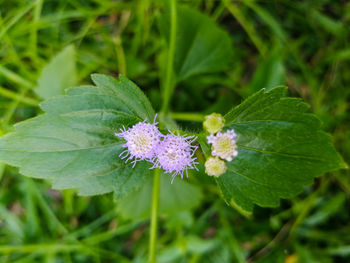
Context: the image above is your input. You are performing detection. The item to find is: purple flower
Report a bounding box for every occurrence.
[152,133,198,183]
[207,129,238,161]
[115,116,161,167]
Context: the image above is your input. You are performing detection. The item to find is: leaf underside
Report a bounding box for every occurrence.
[217,87,346,212]
[0,74,155,198]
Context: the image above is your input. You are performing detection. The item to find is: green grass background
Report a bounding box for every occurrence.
[0,0,349,262]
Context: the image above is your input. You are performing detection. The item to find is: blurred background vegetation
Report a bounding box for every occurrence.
[0,0,349,262]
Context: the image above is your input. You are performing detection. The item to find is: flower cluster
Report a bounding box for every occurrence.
[115,116,198,182]
[204,113,238,177]
[207,130,238,162]
[152,133,198,183]
[115,118,161,167]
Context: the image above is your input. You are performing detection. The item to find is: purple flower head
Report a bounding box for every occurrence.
[152,132,198,183]
[115,115,161,167]
[207,129,238,161]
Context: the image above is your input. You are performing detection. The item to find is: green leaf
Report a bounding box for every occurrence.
[249,49,285,93]
[0,75,155,197]
[304,192,346,226]
[91,74,155,121]
[159,5,233,82]
[37,45,77,99]
[217,87,346,212]
[244,1,286,42]
[117,174,202,219]
[311,9,345,36]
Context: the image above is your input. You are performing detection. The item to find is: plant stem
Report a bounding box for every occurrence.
[218,208,245,263]
[113,11,130,76]
[0,86,39,106]
[148,169,161,263]
[224,0,267,56]
[0,1,36,40]
[0,65,35,89]
[161,0,177,114]
[170,112,205,122]
[115,36,127,75]
[148,1,177,261]
[30,0,44,62]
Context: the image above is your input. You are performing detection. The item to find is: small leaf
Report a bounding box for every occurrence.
[37,45,77,99]
[215,87,346,212]
[117,174,202,219]
[249,49,285,93]
[159,6,233,82]
[0,75,155,197]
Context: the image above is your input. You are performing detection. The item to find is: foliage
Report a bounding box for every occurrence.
[218,87,345,212]
[0,76,343,215]
[0,0,349,262]
[159,5,233,82]
[37,45,77,99]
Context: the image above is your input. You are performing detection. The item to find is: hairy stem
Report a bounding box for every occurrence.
[148,169,161,263]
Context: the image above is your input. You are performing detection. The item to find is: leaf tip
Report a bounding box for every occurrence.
[266,85,288,94]
[90,73,101,81]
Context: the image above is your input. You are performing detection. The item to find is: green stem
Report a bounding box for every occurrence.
[0,86,39,106]
[148,169,161,263]
[0,65,35,89]
[30,0,43,62]
[0,244,82,254]
[2,86,31,125]
[218,208,245,263]
[170,112,205,122]
[113,11,130,76]
[0,1,36,40]
[148,1,177,261]
[115,36,127,75]
[224,0,267,56]
[161,0,177,114]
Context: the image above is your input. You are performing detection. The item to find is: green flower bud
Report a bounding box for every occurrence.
[203,113,225,134]
[205,157,227,177]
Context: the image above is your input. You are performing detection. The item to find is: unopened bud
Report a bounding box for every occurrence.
[203,113,225,134]
[205,157,227,177]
